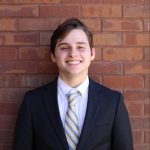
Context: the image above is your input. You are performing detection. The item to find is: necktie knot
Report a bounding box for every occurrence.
[67,89,81,107]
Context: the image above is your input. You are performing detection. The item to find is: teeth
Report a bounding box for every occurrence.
[67,61,80,65]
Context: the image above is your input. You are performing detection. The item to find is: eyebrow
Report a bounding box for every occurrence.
[76,42,87,45]
[57,43,68,47]
[57,42,87,47]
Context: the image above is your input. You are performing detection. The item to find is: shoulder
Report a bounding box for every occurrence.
[23,78,57,100]
[89,78,122,101]
[90,78,121,94]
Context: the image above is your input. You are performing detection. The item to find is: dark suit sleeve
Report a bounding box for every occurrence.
[112,93,134,150]
[13,93,33,150]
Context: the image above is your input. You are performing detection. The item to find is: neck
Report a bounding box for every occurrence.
[59,74,88,88]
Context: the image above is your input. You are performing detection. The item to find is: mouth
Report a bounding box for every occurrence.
[66,60,82,65]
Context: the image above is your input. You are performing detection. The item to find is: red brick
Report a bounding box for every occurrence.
[38,62,58,74]
[0,62,38,75]
[131,117,150,129]
[124,62,150,74]
[103,0,144,4]
[0,5,39,17]
[134,144,150,150]
[40,5,80,17]
[0,19,17,31]
[83,0,102,3]
[0,47,17,61]
[82,19,101,31]
[19,75,56,88]
[103,19,143,32]
[127,102,144,116]
[62,0,100,3]
[144,20,150,31]
[144,103,150,116]
[3,33,39,46]
[144,131,150,143]
[0,130,13,143]
[124,90,149,101]
[145,75,150,88]
[0,33,39,46]
[123,33,150,46]
[0,103,17,115]
[82,5,100,17]
[0,144,12,150]
[103,48,143,61]
[0,61,37,74]
[89,74,102,84]
[133,131,143,144]
[101,5,122,17]
[144,48,150,60]
[89,62,121,74]
[61,0,84,3]
[18,47,51,61]
[0,62,15,74]
[145,0,150,3]
[103,75,144,89]
[124,5,150,18]
[14,33,39,45]
[94,48,102,61]
[0,35,5,45]
[94,33,122,46]
[0,0,18,3]
[40,32,52,46]
[0,74,54,88]
[0,115,16,129]
[15,61,37,73]
[19,18,59,31]
[82,5,122,17]
[0,75,20,88]
[0,88,27,102]
[20,0,60,3]
[0,74,54,89]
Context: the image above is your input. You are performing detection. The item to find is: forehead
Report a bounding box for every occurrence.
[57,29,89,45]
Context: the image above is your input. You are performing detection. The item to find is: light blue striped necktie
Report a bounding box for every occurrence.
[65,89,81,150]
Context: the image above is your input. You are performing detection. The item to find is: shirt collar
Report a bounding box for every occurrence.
[57,76,89,98]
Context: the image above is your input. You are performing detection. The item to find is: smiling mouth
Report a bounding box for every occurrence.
[66,60,82,65]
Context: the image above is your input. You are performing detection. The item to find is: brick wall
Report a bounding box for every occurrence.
[0,0,149,150]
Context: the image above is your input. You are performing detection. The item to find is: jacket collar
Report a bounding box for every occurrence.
[77,79,103,150]
[43,78,69,149]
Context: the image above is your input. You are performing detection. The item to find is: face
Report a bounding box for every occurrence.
[51,29,95,80]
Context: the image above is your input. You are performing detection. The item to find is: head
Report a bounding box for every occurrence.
[50,18,93,54]
[50,18,95,86]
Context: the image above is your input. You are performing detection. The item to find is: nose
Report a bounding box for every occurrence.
[68,48,78,57]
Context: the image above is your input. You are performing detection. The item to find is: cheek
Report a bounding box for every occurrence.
[55,55,66,65]
[83,52,93,59]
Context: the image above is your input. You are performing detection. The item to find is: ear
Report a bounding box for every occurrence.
[91,47,96,61]
[51,53,56,63]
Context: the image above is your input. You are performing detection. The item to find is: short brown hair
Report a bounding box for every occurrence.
[50,18,93,54]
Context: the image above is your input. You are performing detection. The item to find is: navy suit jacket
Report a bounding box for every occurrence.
[13,78,133,150]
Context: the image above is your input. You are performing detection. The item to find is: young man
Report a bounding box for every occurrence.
[13,18,134,150]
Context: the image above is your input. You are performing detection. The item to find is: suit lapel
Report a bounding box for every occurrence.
[77,79,103,150]
[43,79,69,150]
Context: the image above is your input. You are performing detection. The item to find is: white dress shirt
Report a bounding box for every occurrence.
[57,76,89,134]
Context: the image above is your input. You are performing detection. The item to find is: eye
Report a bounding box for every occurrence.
[78,46,85,51]
[60,47,69,51]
